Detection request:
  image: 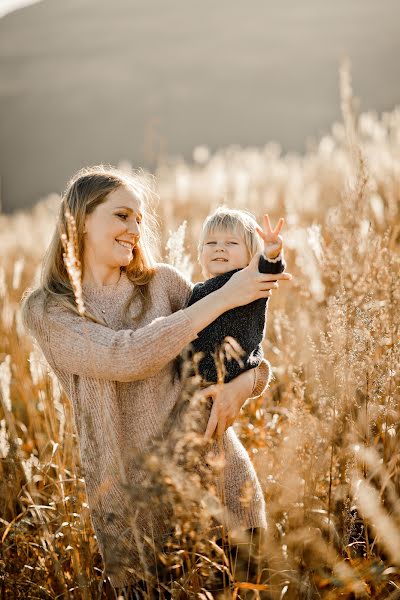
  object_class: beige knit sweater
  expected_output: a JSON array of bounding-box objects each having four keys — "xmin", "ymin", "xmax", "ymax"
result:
[{"xmin": 23, "ymin": 263, "xmax": 269, "ymax": 588}]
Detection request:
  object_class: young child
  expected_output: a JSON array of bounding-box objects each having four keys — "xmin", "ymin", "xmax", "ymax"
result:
[{"xmin": 179, "ymin": 207, "xmax": 286, "ymax": 392}]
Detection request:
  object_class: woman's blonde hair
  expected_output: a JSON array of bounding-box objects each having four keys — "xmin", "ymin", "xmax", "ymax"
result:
[
  {"xmin": 198, "ymin": 206, "xmax": 263, "ymax": 263},
  {"xmin": 21, "ymin": 165, "xmax": 160, "ymax": 326}
]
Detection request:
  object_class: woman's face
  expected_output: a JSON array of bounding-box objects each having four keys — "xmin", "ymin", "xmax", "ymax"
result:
[{"xmin": 83, "ymin": 186, "xmax": 142, "ymax": 271}]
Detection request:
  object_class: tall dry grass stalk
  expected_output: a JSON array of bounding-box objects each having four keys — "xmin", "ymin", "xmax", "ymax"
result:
[
  {"xmin": 1, "ymin": 62, "xmax": 400, "ymax": 598},
  {"xmin": 60, "ymin": 205, "xmax": 86, "ymax": 317}
]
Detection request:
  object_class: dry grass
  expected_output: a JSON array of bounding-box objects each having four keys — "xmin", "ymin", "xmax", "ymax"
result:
[{"xmin": 1, "ymin": 64, "xmax": 400, "ymax": 598}]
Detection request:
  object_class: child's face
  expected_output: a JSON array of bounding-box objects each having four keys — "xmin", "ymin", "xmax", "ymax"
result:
[{"xmin": 200, "ymin": 227, "xmax": 249, "ymax": 278}]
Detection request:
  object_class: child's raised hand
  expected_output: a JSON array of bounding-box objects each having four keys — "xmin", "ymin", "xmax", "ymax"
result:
[{"xmin": 256, "ymin": 214, "xmax": 284, "ymax": 260}]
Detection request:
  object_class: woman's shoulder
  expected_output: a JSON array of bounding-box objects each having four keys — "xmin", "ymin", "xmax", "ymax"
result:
[
  {"xmin": 22, "ymin": 286, "xmax": 46, "ymax": 305},
  {"xmin": 153, "ymin": 262, "xmax": 192, "ymax": 286},
  {"xmin": 21, "ymin": 287, "xmax": 47, "ymax": 330},
  {"xmin": 153, "ymin": 261, "xmax": 185, "ymax": 275},
  {"xmin": 21, "ymin": 287, "xmax": 74, "ymax": 335},
  {"xmin": 152, "ymin": 262, "xmax": 194, "ymax": 308}
]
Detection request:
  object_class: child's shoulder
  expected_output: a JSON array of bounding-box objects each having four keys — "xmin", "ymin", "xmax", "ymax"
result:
[{"xmin": 188, "ymin": 269, "xmax": 240, "ymax": 304}]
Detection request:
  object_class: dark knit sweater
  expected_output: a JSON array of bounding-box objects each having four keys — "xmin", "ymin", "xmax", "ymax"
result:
[{"xmin": 185, "ymin": 253, "xmax": 285, "ymax": 384}]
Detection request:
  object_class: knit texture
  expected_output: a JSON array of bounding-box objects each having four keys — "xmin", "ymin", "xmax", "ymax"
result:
[
  {"xmin": 185, "ymin": 252, "xmax": 286, "ymax": 384},
  {"xmin": 23, "ymin": 263, "xmax": 270, "ymax": 588}
]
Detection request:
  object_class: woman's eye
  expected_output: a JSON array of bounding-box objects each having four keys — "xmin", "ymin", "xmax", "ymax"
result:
[{"xmin": 117, "ymin": 213, "xmax": 128, "ymax": 220}]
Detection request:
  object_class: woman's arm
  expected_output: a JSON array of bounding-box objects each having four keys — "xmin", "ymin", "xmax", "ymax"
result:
[
  {"xmin": 197, "ymin": 341, "xmax": 272, "ymax": 440},
  {"xmin": 162, "ymin": 259, "xmax": 291, "ymax": 333},
  {"xmin": 27, "ymin": 299, "xmax": 199, "ymax": 383},
  {"xmin": 183, "ymin": 252, "xmax": 291, "ymax": 334},
  {"xmin": 198, "ymin": 360, "xmax": 271, "ymax": 441},
  {"xmin": 24, "ymin": 260, "xmax": 290, "ymax": 383},
  {"xmin": 201, "ymin": 366, "xmax": 263, "ymax": 441}
]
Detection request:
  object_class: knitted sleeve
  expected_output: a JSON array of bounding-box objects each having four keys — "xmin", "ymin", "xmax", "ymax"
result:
[
  {"xmin": 156, "ymin": 263, "xmax": 194, "ymax": 312},
  {"xmin": 25, "ymin": 295, "xmax": 199, "ymax": 383},
  {"xmin": 250, "ymin": 358, "xmax": 272, "ymax": 399}
]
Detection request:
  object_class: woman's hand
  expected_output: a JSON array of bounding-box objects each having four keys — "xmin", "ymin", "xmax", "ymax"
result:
[
  {"xmin": 197, "ymin": 369, "xmax": 255, "ymax": 442},
  {"xmin": 218, "ymin": 252, "xmax": 292, "ymax": 310},
  {"xmin": 256, "ymin": 214, "xmax": 284, "ymax": 260},
  {"xmin": 183, "ymin": 241, "xmax": 292, "ymax": 339}
]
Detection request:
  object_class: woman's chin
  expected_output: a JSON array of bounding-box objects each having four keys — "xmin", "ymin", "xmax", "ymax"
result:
[
  {"xmin": 120, "ymin": 256, "xmax": 133, "ymax": 267},
  {"xmin": 111, "ymin": 256, "xmax": 131, "ymax": 269},
  {"xmin": 115, "ymin": 249, "xmax": 135, "ymax": 267}
]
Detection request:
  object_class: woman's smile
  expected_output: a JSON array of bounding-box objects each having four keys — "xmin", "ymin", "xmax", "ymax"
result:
[
  {"xmin": 82, "ymin": 186, "xmax": 143, "ymax": 286},
  {"xmin": 115, "ymin": 239, "xmax": 136, "ymax": 251}
]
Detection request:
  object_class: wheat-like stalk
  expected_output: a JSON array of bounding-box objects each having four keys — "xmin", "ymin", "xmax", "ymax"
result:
[{"xmin": 60, "ymin": 205, "xmax": 85, "ymax": 316}]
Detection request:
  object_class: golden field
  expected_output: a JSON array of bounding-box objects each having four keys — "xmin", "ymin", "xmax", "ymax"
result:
[{"xmin": 0, "ymin": 67, "xmax": 400, "ymax": 599}]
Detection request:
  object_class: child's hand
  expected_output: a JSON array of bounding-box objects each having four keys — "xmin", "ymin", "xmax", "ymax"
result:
[{"xmin": 256, "ymin": 214, "xmax": 284, "ymax": 260}]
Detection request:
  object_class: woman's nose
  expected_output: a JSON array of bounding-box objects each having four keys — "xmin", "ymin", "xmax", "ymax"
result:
[{"xmin": 127, "ymin": 222, "xmax": 140, "ymax": 236}]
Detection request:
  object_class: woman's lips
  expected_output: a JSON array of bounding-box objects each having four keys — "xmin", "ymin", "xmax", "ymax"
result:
[{"xmin": 115, "ymin": 240, "xmax": 134, "ymax": 250}]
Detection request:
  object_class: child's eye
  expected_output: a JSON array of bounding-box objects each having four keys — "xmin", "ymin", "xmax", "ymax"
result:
[
  {"xmin": 205, "ymin": 241, "xmax": 216, "ymax": 245},
  {"xmin": 228, "ymin": 241, "xmax": 238, "ymax": 245}
]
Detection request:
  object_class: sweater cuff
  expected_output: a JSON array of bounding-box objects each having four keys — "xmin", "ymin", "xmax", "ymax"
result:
[
  {"xmin": 250, "ymin": 359, "xmax": 271, "ymax": 399},
  {"xmin": 264, "ymin": 249, "xmax": 284, "ymax": 263}
]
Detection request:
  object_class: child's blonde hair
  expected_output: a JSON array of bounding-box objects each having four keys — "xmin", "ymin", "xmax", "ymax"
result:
[{"xmin": 198, "ymin": 206, "xmax": 263, "ymax": 263}]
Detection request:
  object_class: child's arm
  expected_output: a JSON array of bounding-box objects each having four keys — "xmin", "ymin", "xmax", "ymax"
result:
[{"xmin": 256, "ymin": 214, "xmax": 286, "ymax": 275}]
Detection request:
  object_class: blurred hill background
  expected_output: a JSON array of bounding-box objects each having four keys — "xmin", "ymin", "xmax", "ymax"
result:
[{"xmin": 0, "ymin": 0, "xmax": 399, "ymax": 213}]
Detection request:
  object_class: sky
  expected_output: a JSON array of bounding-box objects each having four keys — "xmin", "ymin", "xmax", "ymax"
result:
[
  {"xmin": 0, "ymin": 0, "xmax": 41, "ymax": 18},
  {"xmin": 1, "ymin": 0, "xmax": 399, "ymax": 212}
]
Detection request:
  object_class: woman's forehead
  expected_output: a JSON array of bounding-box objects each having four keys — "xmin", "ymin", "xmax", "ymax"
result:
[{"xmin": 106, "ymin": 186, "xmax": 142, "ymax": 211}]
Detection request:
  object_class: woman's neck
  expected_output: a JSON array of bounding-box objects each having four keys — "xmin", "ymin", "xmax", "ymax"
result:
[{"xmin": 82, "ymin": 264, "xmax": 122, "ymax": 288}]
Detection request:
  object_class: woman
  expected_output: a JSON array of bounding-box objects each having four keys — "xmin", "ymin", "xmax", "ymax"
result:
[{"xmin": 21, "ymin": 165, "xmax": 292, "ymax": 593}]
